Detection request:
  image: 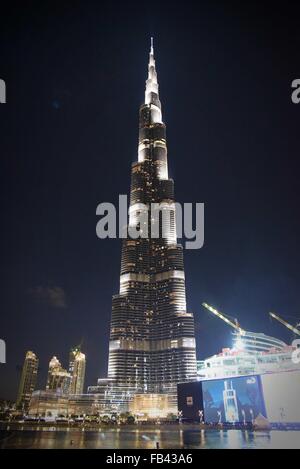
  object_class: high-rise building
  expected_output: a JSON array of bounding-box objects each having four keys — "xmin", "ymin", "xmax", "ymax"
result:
[
  {"xmin": 104, "ymin": 40, "xmax": 197, "ymax": 408},
  {"xmin": 46, "ymin": 356, "xmax": 71, "ymax": 394},
  {"xmin": 16, "ymin": 351, "xmax": 39, "ymax": 411},
  {"xmin": 69, "ymin": 347, "xmax": 86, "ymax": 395},
  {"xmin": 68, "ymin": 346, "xmax": 79, "ymax": 377}
]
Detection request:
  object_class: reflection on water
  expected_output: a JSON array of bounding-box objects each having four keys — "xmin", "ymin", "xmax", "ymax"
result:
[{"xmin": 1, "ymin": 428, "xmax": 300, "ymax": 449}]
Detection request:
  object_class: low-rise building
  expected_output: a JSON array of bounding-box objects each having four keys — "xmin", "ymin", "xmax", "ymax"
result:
[{"xmin": 197, "ymin": 345, "xmax": 299, "ymax": 381}]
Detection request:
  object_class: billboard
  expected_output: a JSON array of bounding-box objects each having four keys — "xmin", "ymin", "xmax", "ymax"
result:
[
  {"xmin": 261, "ymin": 370, "xmax": 300, "ymax": 423},
  {"xmin": 202, "ymin": 375, "xmax": 266, "ymax": 424}
]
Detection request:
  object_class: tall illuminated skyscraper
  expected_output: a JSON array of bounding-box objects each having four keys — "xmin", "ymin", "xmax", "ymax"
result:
[
  {"xmin": 16, "ymin": 351, "xmax": 39, "ymax": 411},
  {"xmin": 106, "ymin": 40, "xmax": 197, "ymax": 407},
  {"xmin": 69, "ymin": 346, "xmax": 86, "ymax": 395}
]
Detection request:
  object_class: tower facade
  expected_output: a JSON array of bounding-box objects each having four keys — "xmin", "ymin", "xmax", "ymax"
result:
[
  {"xmin": 107, "ymin": 40, "xmax": 197, "ymax": 406},
  {"xmin": 17, "ymin": 351, "xmax": 39, "ymax": 411}
]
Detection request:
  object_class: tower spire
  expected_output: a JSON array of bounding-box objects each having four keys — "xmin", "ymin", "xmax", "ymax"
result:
[{"xmin": 145, "ymin": 37, "xmax": 162, "ymax": 122}]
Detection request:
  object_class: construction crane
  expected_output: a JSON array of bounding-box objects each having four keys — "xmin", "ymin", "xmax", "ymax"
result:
[
  {"xmin": 269, "ymin": 312, "xmax": 300, "ymax": 337},
  {"xmin": 202, "ymin": 302, "xmax": 246, "ymax": 336}
]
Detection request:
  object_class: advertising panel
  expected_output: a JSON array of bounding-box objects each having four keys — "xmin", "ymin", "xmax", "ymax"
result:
[
  {"xmin": 261, "ymin": 371, "xmax": 300, "ymax": 423},
  {"xmin": 202, "ymin": 375, "xmax": 266, "ymax": 424}
]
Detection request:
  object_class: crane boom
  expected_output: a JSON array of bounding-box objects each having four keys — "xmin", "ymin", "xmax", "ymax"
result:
[
  {"xmin": 269, "ymin": 312, "xmax": 300, "ymax": 337},
  {"xmin": 202, "ymin": 302, "xmax": 246, "ymax": 335}
]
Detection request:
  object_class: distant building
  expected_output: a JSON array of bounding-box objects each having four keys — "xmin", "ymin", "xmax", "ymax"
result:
[
  {"xmin": 29, "ymin": 390, "xmax": 69, "ymax": 419},
  {"xmin": 16, "ymin": 351, "xmax": 39, "ymax": 411},
  {"xmin": 46, "ymin": 356, "xmax": 71, "ymax": 394},
  {"xmin": 28, "ymin": 391, "xmax": 105, "ymax": 418},
  {"xmin": 68, "ymin": 347, "xmax": 77, "ymax": 376},
  {"xmin": 69, "ymin": 347, "xmax": 86, "ymax": 395},
  {"xmin": 197, "ymin": 344, "xmax": 300, "ymax": 381}
]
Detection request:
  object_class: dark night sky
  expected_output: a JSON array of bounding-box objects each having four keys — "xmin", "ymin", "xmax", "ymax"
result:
[{"xmin": 1, "ymin": 0, "xmax": 300, "ymax": 400}]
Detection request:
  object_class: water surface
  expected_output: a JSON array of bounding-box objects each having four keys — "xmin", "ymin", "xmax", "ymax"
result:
[{"xmin": 1, "ymin": 427, "xmax": 299, "ymax": 449}]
